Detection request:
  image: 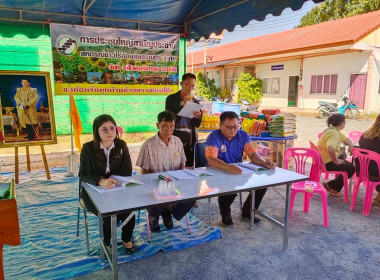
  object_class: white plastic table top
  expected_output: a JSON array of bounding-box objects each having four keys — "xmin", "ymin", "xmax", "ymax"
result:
[{"xmin": 83, "ymin": 166, "xmax": 308, "ymax": 216}]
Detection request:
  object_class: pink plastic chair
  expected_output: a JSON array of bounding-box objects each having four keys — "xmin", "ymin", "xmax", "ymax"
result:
[
  {"xmin": 116, "ymin": 126, "xmax": 123, "ymax": 138},
  {"xmin": 350, "ymin": 148, "xmax": 380, "ymax": 216},
  {"xmin": 284, "ymin": 148, "xmax": 328, "ymax": 227},
  {"xmin": 348, "ymin": 131, "xmax": 363, "ymax": 145},
  {"xmin": 309, "ymin": 141, "xmax": 350, "ymax": 203},
  {"xmin": 318, "ymin": 132, "xmax": 323, "ymax": 139}
]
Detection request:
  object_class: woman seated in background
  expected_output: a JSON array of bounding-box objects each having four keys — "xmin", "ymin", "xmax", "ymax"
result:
[
  {"xmin": 79, "ymin": 114, "xmax": 135, "ymax": 254},
  {"xmin": 359, "ymin": 114, "xmax": 380, "ymax": 207},
  {"xmin": 317, "ymin": 113, "xmax": 355, "ymax": 196}
]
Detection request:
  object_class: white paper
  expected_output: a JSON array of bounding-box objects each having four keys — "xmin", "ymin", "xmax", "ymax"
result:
[
  {"xmin": 87, "ymin": 183, "xmax": 125, "ymax": 193},
  {"xmin": 177, "ymin": 102, "xmax": 203, "ymax": 118},
  {"xmin": 183, "ymin": 168, "xmax": 215, "ymax": 177},
  {"xmin": 232, "ymin": 164, "xmax": 255, "ymax": 174},
  {"xmin": 166, "ymin": 170, "xmax": 196, "ymax": 180},
  {"xmin": 237, "ymin": 162, "xmax": 267, "ymax": 171},
  {"xmin": 110, "ymin": 175, "xmax": 144, "ymax": 187}
]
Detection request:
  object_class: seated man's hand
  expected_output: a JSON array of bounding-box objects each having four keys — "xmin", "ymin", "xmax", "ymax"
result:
[
  {"xmin": 264, "ymin": 160, "xmax": 275, "ymax": 169},
  {"xmin": 185, "ymin": 166, "xmax": 195, "ymax": 170},
  {"xmin": 224, "ymin": 164, "xmax": 242, "ymax": 174},
  {"xmin": 193, "ymin": 111, "xmax": 201, "ymax": 118}
]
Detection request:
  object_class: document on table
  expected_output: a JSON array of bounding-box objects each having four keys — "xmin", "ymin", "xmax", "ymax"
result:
[
  {"xmin": 231, "ymin": 163, "xmax": 267, "ymax": 174},
  {"xmin": 166, "ymin": 170, "xmax": 196, "ymax": 180},
  {"xmin": 236, "ymin": 162, "xmax": 268, "ymax": 171},
  {"xmin": 183, "ymin": 168, "xmax": 215, "ymax": 177},
  {"xmin": 110, "ymin": 175, "xmax": 144, "ymax": 187},
  {"xmin": 177, "ymin": 102, "xmax": 202, "ymax": 118},
  {"xmin": 87, "ymin": 183, "xmax": 125, "ymax": 194},
  {"xmin": 166, "ymin": 168, "xmax": 215, "ymax": 180}
]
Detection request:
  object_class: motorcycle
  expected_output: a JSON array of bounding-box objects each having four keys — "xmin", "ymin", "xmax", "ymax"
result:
[{"xmin": 317, "ymin": 92, "xmax": 360, "ymax": 119}]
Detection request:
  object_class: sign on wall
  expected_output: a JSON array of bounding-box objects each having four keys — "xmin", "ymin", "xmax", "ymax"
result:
[
  {"xmin": 271, "ymin": 65, "xmax": 284, "ymax": 71},
  {"xmin": 50, "ymin": 23, "xmax": 180, "ymax": 95}
]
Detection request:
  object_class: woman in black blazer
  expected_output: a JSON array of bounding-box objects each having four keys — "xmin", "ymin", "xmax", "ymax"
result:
[{"xmin": 79, "ymin": 114, "xmax": 135, "ymax": 254}]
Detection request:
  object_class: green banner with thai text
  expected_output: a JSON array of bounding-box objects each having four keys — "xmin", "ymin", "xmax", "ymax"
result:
[{"xmin": 50, "ymin": 23, "xmax": 179, "ymax": 95}]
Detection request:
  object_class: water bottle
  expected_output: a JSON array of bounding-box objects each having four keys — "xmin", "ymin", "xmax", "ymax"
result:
[
  {"xmin": 157, "ymin": 180, "xmax": 168, "ymax": 196},
  {"xmin": 167, "ymin": 181, "xmax": 176, "ymax": 195}
]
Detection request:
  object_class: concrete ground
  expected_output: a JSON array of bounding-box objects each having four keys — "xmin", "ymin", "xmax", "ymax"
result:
[{"xmin": 69, "ymin": 115, "xmax": 380, "ymax": 280}]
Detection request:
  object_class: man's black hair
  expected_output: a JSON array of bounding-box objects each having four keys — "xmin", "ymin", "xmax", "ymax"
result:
[
  {"xmin": 182, "ymin": 73, "xmax": 196, "ymax": 81},
  {"xmin": 220, "ymin": 111, "xmax": 239, "ymax": 122},
  {"xmin": 157, "ymin": 110, "xmax": 176, "ymax": 123}
]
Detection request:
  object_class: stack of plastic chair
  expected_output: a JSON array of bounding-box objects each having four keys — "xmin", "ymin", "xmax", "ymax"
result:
[
  {"xmin": 309, "ymin": 141, "xmax": 349, "ymax": 203},
  {"xmin": 116, "ymin": 126, "xmax": 123, "ymax": 138},
  {"xmin": 348, "ymin": 131, "xmax": 363, "ymax": 145},
  {"xmin": 350, "ymin": 148, "xmax": 380, "ymax": 216},
  {"xmin": 284, "ymin": 148, "xmax": 328, "ymax": 227}
]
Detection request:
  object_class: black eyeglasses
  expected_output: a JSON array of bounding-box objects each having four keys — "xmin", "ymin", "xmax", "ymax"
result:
[{"xmin": 222, "ymin": 123, "xmax": 240, "ymax": 131}]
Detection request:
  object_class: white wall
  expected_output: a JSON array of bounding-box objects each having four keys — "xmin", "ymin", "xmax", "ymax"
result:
[
  {"xmin": 302, "ymin": 52, "xmax": 370, "ymax": 109},
  {"xmin": 256, "ymin": 59, "xmax": 301, "ymax": 107},
  {"xmin": 370, "ymin": 51, "xmax": 380, "ymax": 113}
]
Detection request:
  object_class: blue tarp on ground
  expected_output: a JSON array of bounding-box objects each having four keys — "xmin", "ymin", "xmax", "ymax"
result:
[{"xmin": 3, "ymin": 168, "xmax": 222, "ymax": 280}]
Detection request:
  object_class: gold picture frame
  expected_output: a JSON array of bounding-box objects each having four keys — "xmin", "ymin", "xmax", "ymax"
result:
[{"xmin": 0, "ymin": 71, "xmax": 57, "ymax": 147}]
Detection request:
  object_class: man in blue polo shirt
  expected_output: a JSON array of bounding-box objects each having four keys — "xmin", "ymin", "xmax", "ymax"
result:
[{"xmin": 205, "ymin": 111, "xmax": 275, "ymax": 226}]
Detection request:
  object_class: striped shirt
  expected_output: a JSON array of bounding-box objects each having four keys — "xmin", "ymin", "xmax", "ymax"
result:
[{"xmin": 136, "ymin": 133, "xmax": 186, "ymax": 173}]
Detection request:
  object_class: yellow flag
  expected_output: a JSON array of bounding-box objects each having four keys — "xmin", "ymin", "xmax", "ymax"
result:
[{"xmin": 69, "ymin": 90, "xmax": 83, "ymax": 152}]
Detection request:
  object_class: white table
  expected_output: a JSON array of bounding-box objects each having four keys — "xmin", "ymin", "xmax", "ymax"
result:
[{"xmin": 83, "ymin": 167, "xmax": 308, "ymax": 280}]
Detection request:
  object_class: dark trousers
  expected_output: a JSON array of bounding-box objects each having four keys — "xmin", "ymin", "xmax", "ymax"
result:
[
  {"xmin": 26, "ymin": 124, "xmax": 36, "ymax": 140},
  {"xmin": 325, "ymin": 161, "xmax": 355, "ymax": 192},
  {"xmin": 183, "ymin": 143, "xmax": 195, "ymax": 167},
  {"xmin": 218, "ymin": 189, "xmax": 267, "ymax": 217},
  {"xmin": 148, "ymin": 201, "xmax": 195, "ymax": 225},
  {"xmin": 80, "ymin": 189, "xmax": 135, "ymax": 246},
  {"xmin": 173, "ymin": 130, "xmax": 194, "ymax": 167}
]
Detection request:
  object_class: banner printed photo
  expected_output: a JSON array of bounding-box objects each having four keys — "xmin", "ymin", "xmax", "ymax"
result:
[{"xmin": 50, "ymin": 23, "xmax": 180, "ymax": 95}]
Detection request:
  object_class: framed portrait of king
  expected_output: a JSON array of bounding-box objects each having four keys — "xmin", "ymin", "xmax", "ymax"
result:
[{"xmin": 0, "ymin": 71, "xmax": 57, "ymax": 147}]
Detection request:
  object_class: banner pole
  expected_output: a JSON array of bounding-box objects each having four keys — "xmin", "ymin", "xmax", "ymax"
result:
[
  {"xmin": 67, "ymin": 83, "xmax": 76, "ymax": 176},
  {"xmin": 69, "ymin": 84, "xmax": 74, "ymax": 154}
]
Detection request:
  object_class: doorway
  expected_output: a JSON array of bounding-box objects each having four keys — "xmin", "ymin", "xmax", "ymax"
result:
[
  {"xmin": 288, "ymin": 76, "xmax": 299, "ymax": 107},
  {"xmin": 349, "ymin": 74, "xmax": 367, "ymax": 109}
]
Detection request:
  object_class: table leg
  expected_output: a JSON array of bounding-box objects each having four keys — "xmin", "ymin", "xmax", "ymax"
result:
[
  {"xmin": 15, "ymin": 147, "xmax": 19, "ymax": 184},
  {"xmin": 283, "ymin": 183, "xmax": 291, "ymax": 250},
  {"xmin": 111, "ymin": 215, "xmax": 118, "ymax": 280},
  {"xmin": 26, "ymin": 146, "xmax": 31, "ymax": 171},
  {"xmin": 249, "ymin": 190, "xmax": 255, "ymax": 230},
  {"xmin": 283, "ymin": 140, "xmax": 288, "ymax": 168},
  {"xmin": 98, "ymin": 215, "xmax": 105, "ymax": 265}
]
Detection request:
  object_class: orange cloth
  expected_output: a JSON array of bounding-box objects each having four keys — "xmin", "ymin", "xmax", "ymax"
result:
[
  {"xmin": 69, "ymin": 91, "xmax": 83, "ymax": 152},
  {"xmin": 205, "ymin": 146, "xmax": 219, "ymax": 158},
  {"xmin": 244, "ymin": 142, "xmax": 256, "ymax": 155}
]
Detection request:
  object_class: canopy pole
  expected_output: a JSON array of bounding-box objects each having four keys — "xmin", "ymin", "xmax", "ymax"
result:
[{"xmin": 67, "ymin": 83, "xmax": 77, "ymax": 176}]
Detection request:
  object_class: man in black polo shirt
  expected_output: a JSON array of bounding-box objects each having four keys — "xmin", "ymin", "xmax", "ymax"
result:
[{"xmin": 165, "ymin": 73, "xmax": 202, "ymax": 167}]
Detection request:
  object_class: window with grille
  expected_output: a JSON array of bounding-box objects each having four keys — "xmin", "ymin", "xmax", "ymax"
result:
[
  {"xmin": 310, "ymin": 74, "xmax": 337, "ymax": 94},
  {"xmin": 262, "ymin": 77, "xmax": 281, "ymax": 94}
]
